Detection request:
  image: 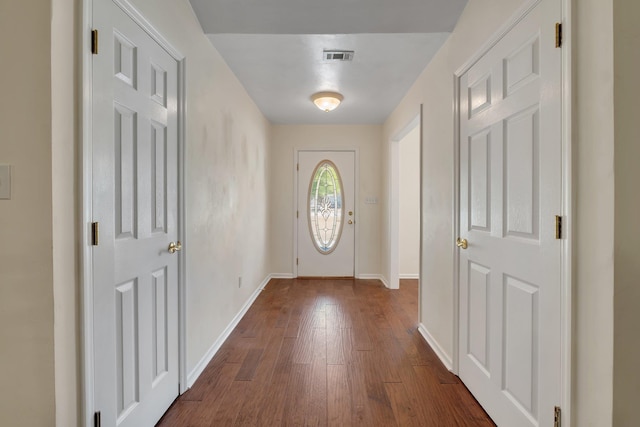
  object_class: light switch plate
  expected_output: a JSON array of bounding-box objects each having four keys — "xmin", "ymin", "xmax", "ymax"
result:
[{"xmin": 0, "ymin": 165, "xmax": 11, "ymax": 200}]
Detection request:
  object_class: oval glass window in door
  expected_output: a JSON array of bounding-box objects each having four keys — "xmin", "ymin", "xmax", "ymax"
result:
[{"xmin": 308, "ymin": 160, "xmax": 344, "ymax": 254}]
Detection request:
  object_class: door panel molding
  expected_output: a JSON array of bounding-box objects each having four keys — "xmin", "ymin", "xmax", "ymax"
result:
[
  {"xmin": 452, "ymin": 0, "xmax": 572, "ymax": 424},
  {"xmin": 81, "ymin": 1, "xmax": 187, "ymax": 425}
]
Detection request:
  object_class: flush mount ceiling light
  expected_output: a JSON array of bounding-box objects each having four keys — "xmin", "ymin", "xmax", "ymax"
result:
[{"xmin": 311, "ymin": 91, "xmax": 344, "ymax": 112}]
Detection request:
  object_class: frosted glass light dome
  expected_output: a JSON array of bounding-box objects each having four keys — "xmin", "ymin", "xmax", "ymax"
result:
[{"xmin": 311, "ymin": 92, "xmax": 344, "ymax": 112}]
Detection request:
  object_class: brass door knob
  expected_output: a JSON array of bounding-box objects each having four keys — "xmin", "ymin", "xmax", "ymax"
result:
[
  {"xmin": 348, "ymin": 220, "xmax": 353, "ymax": 225},
  {"xmin": 168, "ymin": 241, "xmax": 182, "ymax": 254},
  {"xmin": 456, "ymin": 238, "xmax": 468, "ymax": 249}
]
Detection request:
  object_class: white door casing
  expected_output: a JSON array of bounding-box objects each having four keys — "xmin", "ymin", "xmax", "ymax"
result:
[
  {"xmin": 90, "ymin": 0, "xmax": 182, "ymax": 425},
  {"xmin": 389, "ymin": 113, "xmax": 421, "ymax": 290},
  {"xmin": 457, "ymin": 1, "xmax": 562, "ymax": 426},
  {"xmin": 297, "ymin": 151, "xmax": 356, "ymax": 277}
]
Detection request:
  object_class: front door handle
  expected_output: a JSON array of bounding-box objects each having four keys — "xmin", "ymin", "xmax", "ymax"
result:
[{"xmin": 456, "ymin": 238, "xmax": 468, "ymax": 249}]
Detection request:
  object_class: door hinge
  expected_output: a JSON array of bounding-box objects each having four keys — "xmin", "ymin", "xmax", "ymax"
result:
[
  {"xmin": 296, "ymin": 258, "xmax": 299, "ymax": 265},
  {"xmin": 91, "ymin": 222, "xmax": 99, "ymax": 246},
  {"xmin": 297, "ymin": 210, "xmax": 299, "ymax": 219},
  {"xmin": 297, "ymin": 163, "xmax": 299, "ymax": 171},
  {"xmin": 554, "ymin": 406, "xmax": 561, "ymax": 427},
  {"xmin": 94, "ymin": 411, "xmax": 101, "ymax": 427},
  {"xmin": 555, "ymin": 215, "xmax": 562, "ymax": 239},
  {"xmin": 555, "ymin": 23, "xmax": 562, "ymax": 48},
  {"xmin": 91, "ymin": 29, "xmax": 99, "ymax": 54}
]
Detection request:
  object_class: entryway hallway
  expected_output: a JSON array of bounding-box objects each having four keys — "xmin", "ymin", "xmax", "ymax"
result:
[{"xmin": 157, "ymin": 279, "xmax": 494, "ymax": 426}]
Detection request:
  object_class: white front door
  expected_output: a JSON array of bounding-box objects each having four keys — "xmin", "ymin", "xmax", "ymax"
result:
[
  {"xmin": 297, "ymin": 151, "xmax": 356, "ymax": 277},
  {"xmin": 458, "ymin": 1, "xmax": 562, "ymax": 426},
  {"xmin": 92, "ymin": 1, "xmax": 180, "ymax": 425}
]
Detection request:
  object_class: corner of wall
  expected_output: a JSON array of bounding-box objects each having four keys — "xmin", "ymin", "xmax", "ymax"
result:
[{"xmin": 418, "ymin": 324, "xmax": 453, "ymax": 370}]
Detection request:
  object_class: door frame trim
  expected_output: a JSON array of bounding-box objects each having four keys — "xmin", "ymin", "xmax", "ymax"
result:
[
  {"xmin": 293, "ymin": 149, "xmax": 359, "ymax": 278},
  {"xmin": 452, "ymin": 0, "xmax": 572, "ymax": 424},
  {"xmin": 388, "ymin": 112, "xmax": 421, "ymax": 290},
  {"xmin": 80, "ymin": 1, "xmax": 188, "ymax": 425}
]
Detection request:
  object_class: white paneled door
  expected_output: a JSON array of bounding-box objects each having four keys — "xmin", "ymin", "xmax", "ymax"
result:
[
  {"xmin": 458, "ymin": 1, "xmax": 562, "ymax": 426},
  {"xmin": 297, "ymin": 151, "xmax": 356, "ymax": 277},
  {"xmin": 92, "ymin": 1, "xmax": 180, "ymax": 426}
]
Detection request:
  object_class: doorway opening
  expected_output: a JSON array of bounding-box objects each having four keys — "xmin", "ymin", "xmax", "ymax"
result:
[{"xmin": 389, "ymin": 111, "xmax": 421, "ymax": 291}]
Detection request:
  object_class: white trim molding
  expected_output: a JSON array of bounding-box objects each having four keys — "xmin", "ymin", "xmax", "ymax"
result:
[
  {"xmin": 388, "ymin": 113, "xmax": 421, "ymax": 292},
  {"xmin": 186, "ymin": 275, "xmax": 268, "ymax": 387},
  {"xmin": 80, "ymin": 3, "xmax": 96, "ymax": 426},
  {"xmin": 357, "ymin": 274, "xmax": 389, "ymax": 288},
  {"xmin": 560, "ymin": 0, "xmax": 573, "ymax": 425},
  {"xmin": 418, "ymin": 324, "xmax": 453, "ymax": 371},
  {"xmin": 399, "ymin": 274, "xmax": 419, "ymax": 280},
  {"xmin": 270, "ymin": 273, "xmax": 295, "ymax": 279},
  {"xmin": 177, "ymin": 57, "xmax": 188, "ymax": 394}
]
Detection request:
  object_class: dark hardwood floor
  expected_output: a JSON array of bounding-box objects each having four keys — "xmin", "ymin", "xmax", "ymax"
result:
[{"xmin": 157, "ymin": 278, "xmax": 495, "ymax": 426}]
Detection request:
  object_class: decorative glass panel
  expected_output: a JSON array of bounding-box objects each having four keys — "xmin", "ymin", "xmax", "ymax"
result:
[{"xmin": 308, "ymin": 160, "xmax": 344, "ymax": 254}]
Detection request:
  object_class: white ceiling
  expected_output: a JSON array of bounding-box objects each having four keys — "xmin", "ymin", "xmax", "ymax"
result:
[{"xmin": 189, "ymin": 0, "xmax": 468, "ymax": 124}]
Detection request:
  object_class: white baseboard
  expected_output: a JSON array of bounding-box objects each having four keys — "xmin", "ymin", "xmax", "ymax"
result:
[
  {"xmin": 378, "ymin": 276, "xmax": 390, "ymax": 288},
  {"xmin": 270, "ymin": 273, "xmax": 294, "ymax": 279},
  {"xmin": 357, "ymin": 274, "xmax": 389, "ymax": 288},
  {"xmin": 186, "ymin": 275, "xmax": 268, "ymax": 387},
  {"xmin": 271, "ymin": 273, "xmax": 388, "ymax": 285},
  {"xmin": 418, "ymin": 323, "xmax": 453, "ymax": 371},
  {"xmin": 399, "ymin": 274, "xmax": 419, "ymax": 280}
]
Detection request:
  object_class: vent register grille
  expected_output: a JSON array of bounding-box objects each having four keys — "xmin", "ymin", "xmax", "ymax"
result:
[{"xmin": 323, "ymin": 50, "xmax": 354, "ymax": 61}]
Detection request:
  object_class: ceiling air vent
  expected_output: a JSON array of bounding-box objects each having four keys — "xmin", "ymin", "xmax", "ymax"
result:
[{"xmin": 323, "ymin": 50, "xmax": 355, "ymax": 61}]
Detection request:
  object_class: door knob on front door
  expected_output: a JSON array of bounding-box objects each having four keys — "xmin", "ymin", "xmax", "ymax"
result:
[
  {"xmin": 168, "ymin": 241, "xmax": 182, "ymax": 254},
  {"xmin": 348, "ymin": 220, "xmax": 353, "ymax": 225},
  {"xmin": 456, "ymin": 238, "xmax": 468, "ymax": 249}
]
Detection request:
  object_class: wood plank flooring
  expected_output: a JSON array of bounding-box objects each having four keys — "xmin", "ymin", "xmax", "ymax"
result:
[{"xmin": 157, "ymin": 278, "xmax": 495, "ymax": 426}]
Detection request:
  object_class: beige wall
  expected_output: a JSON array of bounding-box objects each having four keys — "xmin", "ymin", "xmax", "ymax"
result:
[
  {"xmin": 122, "ymin": 0, "xmax": 272, "ymax": 379},
  {"xmin": 398, "ymin": 126, "xmax": 420, "ymax": 276},
  {"xmin": 0, "ymin": 1, "xmax": 56, "ymax": 426},
  {"xmin": 383, "ymin": 0, "xmax": 616, "ymax": 424},
  {"xmin": 270, "ymin": 125, "xmax": 383, "ymax": 277},
  {"xmin": 612, "ymin": 0, "xmax": 640, "ymax": 424}
]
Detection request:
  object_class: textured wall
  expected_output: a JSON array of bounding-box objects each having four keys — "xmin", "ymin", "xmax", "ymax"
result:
[
  {"xmin": 0, "ymin": 1, "xmax": 56, "ymax": 426},
  {"xmin": 613, "ymin": 0, "xmax": 640, "ymax": 423},
  {"xmin": 127, "ymin": 0, "xmax": 272, "ymax": 377}
]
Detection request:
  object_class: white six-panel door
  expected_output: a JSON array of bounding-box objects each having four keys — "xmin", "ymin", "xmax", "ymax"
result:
[
  {"xmin": 92, "ymin": 1, "xmax": 180, "ymax": 425},
  {"xmin": 458, "ymin": 1, "xmax": 562, "ymax": 426},
  {"xmin": 297, "ymin": 151, "xmax": 356, "ymax": 277}
]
